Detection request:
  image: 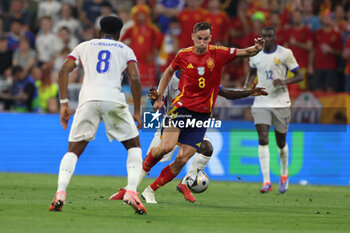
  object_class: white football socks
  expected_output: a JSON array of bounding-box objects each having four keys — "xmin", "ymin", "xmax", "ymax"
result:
[
  {"xmin": 258, "ymin": 145, "xmax": 270, "ymax": 184},
  {"xmin": 278, "ymin": 144, "xmax": 289, "ymax": 177},
  {"xmin": 57, "ymin": 152, "xmax": 78, "ymax": 193},
  {"xmin": 182, "ymin": 153, "xmax": 210, "ymax": 185},
  {"xmin": 125, "ymin": 147, "xmax": 142, "ymax": 192}
]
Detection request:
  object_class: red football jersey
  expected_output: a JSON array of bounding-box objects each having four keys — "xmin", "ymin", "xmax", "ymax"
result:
[
  {"xmin": 171, "ymin": 45, "xmax": 237, "ymax": 113},
  {"xmin": 313, "ymin": 28, "xmax": 342, "ymax": 70},
  {"xmin": 286, "ymin": 26, "xmax": 313, "ymax": 68}
]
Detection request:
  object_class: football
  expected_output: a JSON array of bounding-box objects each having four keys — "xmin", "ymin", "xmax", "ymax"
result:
[{"xmin": 185, "ymin": 170, "xmax": 209, "ymax": 193}]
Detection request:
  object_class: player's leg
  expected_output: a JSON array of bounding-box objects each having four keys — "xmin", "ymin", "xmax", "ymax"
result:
[
  {"xmin": 50, "ymin": 102, "xmax": 100, "ymax": 211},
  {"xmin": 101, "ymin": 102, "xmax": 146, "ymax": 214},
  {"xmin": 109, "ymin": 130, "xmax": 179, "ymax": 200},
  {"xmin": 256, "ymin": 124, "xmax": 273, "ymax": 193},
  {"xmin": 177, "ymin": 138, "xmax": 213, "ymax": 202},
  {"xmin": 275, "ymin": 130, "xmax": 289, "ymax": 193},
  {"xmin": 142, "ymin": 125, "xmax": 180, "ymax": 174},
  {"xmin": 140, "ymin": 126, "xmax": 180, "ymax": 204},
  {"xmin": 272, "ymin": 107, "xmax": 291, "ymax": 193},
  {"xmin": 252, "ymin": 107, "xmax": 273, "ymax": 193},
  {"xmin": 120, "ymin": 136, "xmax": 147, "ymax": 214},
  {"xmin": 50, "ymin": 141, "xmax": 89, "ymax": 211},
  {"xmin": 142, "ymin": 144, "xmax": 197, "ymax": 203}
]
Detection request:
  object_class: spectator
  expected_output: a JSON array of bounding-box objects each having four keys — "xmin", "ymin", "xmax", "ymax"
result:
[
  {"xmin": 310, "ymin": 11, "xmax": 342, "ymax": 92},
  {"xmin": 3, "ymin": 0, "xmax": 33, "ymax": 32},
  {"xmin": 303, "ymin": 0, "xmax": 321, "ymax": 32},
  {"xmin": 81, "ymin": 25, "xmax": 95, "ymax": 42},
  {"xmin": 0, "ymin": 36, "xmax": 13, "ymax": 80},
  {"xmin": 121, "ymin": 4, "xmax": 163, "ymax": 87},
  {"xmin": 269, "ymin": 11, "xmax": 287, "ymax": 46},
  {"xmin": 6, "ymin": 19, "xmax": 22, "ymax": 51},
  {"xmin": 241, "ymin": 12, "xmax": 265, "ymax": 75},
  {"xmin": 36, "ymin": 63, "xmax": 58, "ymax": 113},
  {"xmin": 52, "ymin": 47, "xmax": 80, "ymax": 83},
  {"xmin": 37, "ymin": 0, "xmax": 62, "ymax": 22},
  {"xmin": 0, "ymin": 65, "xmax": 38, "ymax": 112},
  {"xmin": 12, "ymin": 36, "xmax": 37, "ymax": 76},
  {"xmin": 117, "ymin": 4, "xmax": 133, "ymax": 38},
  {"xmin": 153, "ymin": 0, "xmax": 185, "ymax": 33},
  {"xmin": 95, "ymin": 2, "xmax": 117, "ymax": 31},
  {"xmin": 285, "ymin": 9, "xmax": 313, "ymax": 91},
  {"xmin": 158, "ymin": 17, "xmax": 180, "ymax": 73},
  {"xmin": 53, "ymin": 3, "xmax": 82, "ymax": 38},
  {"xmin": 35, "ymin": 16, "xmax": 62, "ymax": 66},
  {"xmin": 334, "ymin": 5, "xmax": 347, "ymax": 33},
  {"xmin": 177, "ymin": 0, "xmax": 207, "ymax": 48},
  {"xmin": 342, "ymin": 35, "xmax": 350, "ymax": 92},
  {"xmin": 204, "ymin": 0, "xmax": 230, "ymax": 45},
  {"xmin": 229, "ymin": 0, "xmax": 250, "ymax": 48},
  {"xmin": 57, "ymin": 26, "xmax": 79, "ymax": 51},
  {"xmin": 80, "ymin": 0, "xmax": 111, "ymax": 27}
]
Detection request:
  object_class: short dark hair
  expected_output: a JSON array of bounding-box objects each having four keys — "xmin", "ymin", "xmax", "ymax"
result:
[
  {"xmin": 100, "ymin": 16, "xmax": 123, "ymax": 35},
  {"xmin": 12, "ymin": 65, "xmax": 23, "ymax": 76},
  {"xmin": 262, "ymin": 26, "xmax": 275, "ymax": 33},
  {"xmin": 193, "ymin": 22, "xmax": 212, "ymax": 33}
]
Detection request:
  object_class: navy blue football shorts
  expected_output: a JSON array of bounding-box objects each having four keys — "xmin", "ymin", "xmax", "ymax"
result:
[{"xmin": 161, "ymin": 107, "xmax": 210, "ymax": 151}]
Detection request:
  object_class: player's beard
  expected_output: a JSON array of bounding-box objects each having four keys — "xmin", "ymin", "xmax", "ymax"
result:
[{"xmin": 196, "ymin": 45, "xmax": 206, "ymax": 54}]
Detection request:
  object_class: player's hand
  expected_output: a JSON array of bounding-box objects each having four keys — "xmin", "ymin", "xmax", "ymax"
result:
[
  {"xmin": 133, "ymin": 113, "xmax": 142, "ymax": 130},
  {"xmin": 254, "ymin": 37, "xmax": 265, "ymax": 52},
  {"xmin": 148, "ymin": 87, "xmax": 158, "ymax": 100},
  {"xmin": 250, "ymin": 83, "xmax": 268, "ymax": 96},
  {"xmin": 60, "ymin": 103, "xmax": 72, "ymax": 130},
  {"xmin": 273, "ymin": 79, "xmax": 285, "ymax": 87},
  {"xmin": 153, "ymin": 98, "xmax": 162, "ymax": 111}
]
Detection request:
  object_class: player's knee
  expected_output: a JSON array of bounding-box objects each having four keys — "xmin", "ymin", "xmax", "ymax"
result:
[
  {"xmin": 277, "ymin": 140, "xmax": 286, "ymax": 149},
  {"xmin": 159, "ymin": 144, "xmax": 174, "ymax": 155},
  {"xmin": 258, "ymin": 137, "xmax": 269, "ymax": 146},
  {"xmin": 199, "ymin": 140, "xmax": 213, "ymax": 157}
]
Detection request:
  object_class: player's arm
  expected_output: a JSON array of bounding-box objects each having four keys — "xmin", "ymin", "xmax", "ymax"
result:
[
  {"xmin": 243, "ymin": 67, "xmax": 257, "ymax": 88},
  {"xmin": 235, "ymin": 38, "xmax": 265, "ymax": 58},
  {"xmin": 219, "ymin": 84, "xmax": 268, "ymax": 99},
  {"xmin": 58, "ymin": 58, "xmax": 76, "ymax": 130},
  {"xmin": 127, "ymin": 61, "xmax": 142, "ymax": 130},
  {"xmin": 153, "ymin": 65, "xmax": 175, "ymax": 111},
  {"xmin": 148, "ymin": 87, "xmax": 158, "ymax": 106},
  {"xmin": 273, "ymin": 68, "xmax": 303, "ymax": 87}
]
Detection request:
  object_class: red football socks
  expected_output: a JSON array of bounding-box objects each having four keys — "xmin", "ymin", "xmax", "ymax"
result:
[
  {"xmin": 150, "ymin": 165, "xmax": 176, "ymax": 191},
  {"xmin": 142, "ymin": 150, "xmax": 161, "ymax": 173}
]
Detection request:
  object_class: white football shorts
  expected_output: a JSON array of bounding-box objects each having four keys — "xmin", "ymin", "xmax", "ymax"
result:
[
  {"xmin": 68, "ymin": 101, "xmax": 139, "ymax": 142},
  {"xmin": 251, "ymin": 107, "xmax": 291, "ymax": 133}
]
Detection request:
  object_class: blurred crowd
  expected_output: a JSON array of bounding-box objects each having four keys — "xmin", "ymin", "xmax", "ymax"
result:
[{"xmin": 0, "ymin": 0, "xmax": 349, "ymax": 113}]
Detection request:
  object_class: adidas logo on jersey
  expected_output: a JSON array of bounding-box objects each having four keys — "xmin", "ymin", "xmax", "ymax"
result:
[{"xmin": 187, "ymin": 63, "xmax": 194, "ymax": 68}]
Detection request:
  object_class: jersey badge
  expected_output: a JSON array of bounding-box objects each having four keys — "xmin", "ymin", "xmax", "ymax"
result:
[
  {"xmin": 274, "ymin": 57, "xmax": 281, "ymax": 64},
  {"xmin": 196, "ymin": 142, "xmax": 202, "ymax": 148},
  {"xmin": 197, "ymin": 67, "xmax": 205, "ymax": 75},
  {"xmin": 187, "ymin": 63, "xmax": 194, "ymax": 68},
  {"xmin": 206, "ymin": 57, "xmax": 215, "ymax": 71}
]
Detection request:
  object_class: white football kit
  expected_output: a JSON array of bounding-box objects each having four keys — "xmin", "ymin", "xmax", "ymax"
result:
[
  {"xmin": 147, "ymin": 71, "xmax": 210, "ymax": 162},
  {"xmin": 67, "ymin": 38, "xmax": 139, "ymax": 142},
  {"xmin": 249, "ymin": 45, "xmax": 299, "ymax": 132}
]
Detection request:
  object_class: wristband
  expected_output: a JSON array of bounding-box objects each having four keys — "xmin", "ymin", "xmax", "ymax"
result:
[{"xmin": 60, "ymin": 98, "xmax": 69, "ymax": 104}]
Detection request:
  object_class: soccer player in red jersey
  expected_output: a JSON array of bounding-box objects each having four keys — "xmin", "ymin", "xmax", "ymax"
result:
[{"xmin": 138, "ymin": 22, "xmax": 264, "ymax": 203}]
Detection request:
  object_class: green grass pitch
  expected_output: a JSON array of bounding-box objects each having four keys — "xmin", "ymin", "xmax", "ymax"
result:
[{"xmin": 0, "ymin": 173, "xmax": 349, "ymax": 233}]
